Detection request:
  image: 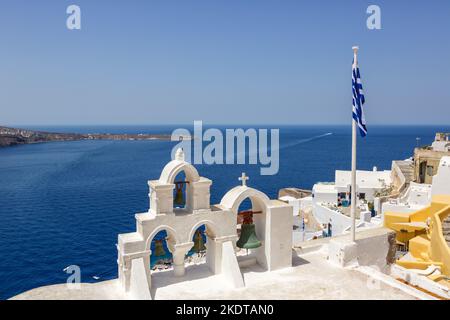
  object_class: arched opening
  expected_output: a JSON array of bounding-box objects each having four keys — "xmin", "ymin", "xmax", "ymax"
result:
[
  {"xmin": 147, "ymin": 227, "xmax": 177, "ymax": 273},
  {"xmin": 185, "ymin": 221, "xmax": 218, "ymax": 267},
  {"xmin": 159, "ymin": 160, "xmax": 200, "ymax": 186},
  {"xmin": 185, "ymin": 224, "xmax": 207, "ymax": 265},
  {"xmin": 158, "ymin": 160, "xmax": 201, "ymax": 213},
  {"xmin": 220, "ymin": 187, "xmax": 271, "ymax": 270}
]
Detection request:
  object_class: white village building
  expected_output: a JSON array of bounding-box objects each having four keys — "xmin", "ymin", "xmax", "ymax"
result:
[
  {"xmin": 116, "ymin": 149, "xmax": 293, "ymax": 299},
  {"xmin": 313, "ymin": 167, "xmax": 391, "ymax": 205},
  {"xmin": 300, "ymin": 154, "xmax": 450, "ymax": 240},
  {"xmin": 381, "ymin": 182, "xmax": 432, "ymax": 216},
  {"xmin": 305, "ymin": 167, "xmax": 391, "ymax": 237},
  {"xmin": 431, "ymin": 133, "xmax": 450, "ymax": 152},
  {"xmin": 382, "ymin": 156, "xmax": 450, "ymax": 216}
]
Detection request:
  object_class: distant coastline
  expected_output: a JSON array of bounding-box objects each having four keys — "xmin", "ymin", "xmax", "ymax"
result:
[{"xmin": 0, "ymin": 126, "xmax": 174, "ymax": 147}]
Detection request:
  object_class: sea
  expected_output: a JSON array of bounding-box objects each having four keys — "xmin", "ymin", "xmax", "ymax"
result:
[{"xmin": 0, "ymin": 124, "xmax": 449, "ymax": 299}]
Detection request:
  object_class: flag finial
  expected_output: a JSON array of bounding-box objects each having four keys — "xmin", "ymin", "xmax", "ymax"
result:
[{"xmin": 352, "ymin": 46, "xmax": 359, "ymax": 65}]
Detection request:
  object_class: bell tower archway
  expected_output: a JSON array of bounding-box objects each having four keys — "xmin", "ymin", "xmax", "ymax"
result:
[
  {"xmin": 220, "ymin": 183, "xmax": 272, "ymax": 269},
  {"xmin": 148, "ymin": 149, "xmax": 212, "ymax": 214}
]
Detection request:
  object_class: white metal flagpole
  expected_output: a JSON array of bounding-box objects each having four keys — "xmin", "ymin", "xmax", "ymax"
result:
[{"xmin": 350, "ymin": 46, "xmax": 359, "ymax": 242}]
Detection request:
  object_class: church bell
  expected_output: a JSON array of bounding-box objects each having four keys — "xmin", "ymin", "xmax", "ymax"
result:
[
  {"xmin": 237, "ymin": 223, "xmax": 261, "ymax": 249},
  {"xmin": 237, "ymin": 210, "xmax": 262, "ymax": 250},
  {"xmin": 193, "ymin": 229, "xmax": 206, "ymax": 253},
  {"xmin": 153, "ymin": 239, "xmax": 166, "ymax": 257},
  {"xmin": 174, "ymin": 182, "xmax": 185, "ymax": 206}
]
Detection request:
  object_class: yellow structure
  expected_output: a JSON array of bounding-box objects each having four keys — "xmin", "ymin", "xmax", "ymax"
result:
[{"xmin": 384, "ymin": 195, "xmax": 450, "ymax": 284}]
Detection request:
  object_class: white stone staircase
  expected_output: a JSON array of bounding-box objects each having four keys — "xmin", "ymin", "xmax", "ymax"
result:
[{"xmin": 396, "ymin": 160, "xmax": 415, "ymax": 187}]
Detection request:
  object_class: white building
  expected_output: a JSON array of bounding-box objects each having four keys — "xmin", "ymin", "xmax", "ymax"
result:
[
  {"xmin": 381, "ymin": 182, "xmax": 432, "ymax": 216},
  {"xmin": 335, "ymin": 168, "xmax": 391, "ymax": 201},
  {"xmin": 312, "ymin": 183, "xmax": 337, "ymax": 204},
  {"xmin": 312, "ymin": 167, "xmax": 391, "ymax": 207},
  {"xmin": 308, "ymin": 167, "xmax": 390, "ymax": 238},
  {"xmin": 431, "ymin": 133, "xmax": 450, "ymax": 152}
]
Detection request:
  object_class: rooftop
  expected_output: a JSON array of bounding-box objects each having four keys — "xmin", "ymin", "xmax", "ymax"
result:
[
  {"xmin": 313, "ymin": 183, "xmax": 337, "ymax": 193},
  {"xmin": 335, "ymin": 169, "xmax": 391, "ymax": 189}
]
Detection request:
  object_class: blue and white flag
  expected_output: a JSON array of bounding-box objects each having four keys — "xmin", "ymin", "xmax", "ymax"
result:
[{"xmin": 352, "ymin": 61, "xmax": 367, "ymax": 137}]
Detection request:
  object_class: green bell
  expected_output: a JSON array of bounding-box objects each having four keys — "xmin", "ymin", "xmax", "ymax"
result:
[
  {"xmin": 174, "ymin": 182, "xmax": 185, "ymax": 206},
  {"xmin": 153, "ymin": 239, "xmax": 166, "ymax": 257},
  {"xmin": 237, "ymin": 223, "xmax": 261, "ymax": 249},
  {"xmin": 193, "ymin": 230, "xmax": 206, "ymax": 253}
]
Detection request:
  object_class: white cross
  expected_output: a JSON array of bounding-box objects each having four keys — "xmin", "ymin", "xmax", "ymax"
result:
[{"xmin": 238, "ymin": 172, "xmax": 249, "ymax": 187}]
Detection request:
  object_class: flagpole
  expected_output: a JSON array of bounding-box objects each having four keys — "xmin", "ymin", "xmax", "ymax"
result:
[{"xmin": 350, "ymin": 46, "xmax": 359, "ymax": 242}]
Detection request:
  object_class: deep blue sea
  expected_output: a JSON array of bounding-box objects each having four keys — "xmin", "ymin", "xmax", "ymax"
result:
[{"xmin": 1, "ymin": 124, "xmax": 449, "ymax": 299}]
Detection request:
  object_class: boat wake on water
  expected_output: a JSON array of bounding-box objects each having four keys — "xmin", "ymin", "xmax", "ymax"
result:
[
  {"xmin": 278, "ymin": 132, "xmax": 333, "ymax": 151},
  {"xmin": 234, "ymin": 132, "xmax": 333, "ymax": 158}
]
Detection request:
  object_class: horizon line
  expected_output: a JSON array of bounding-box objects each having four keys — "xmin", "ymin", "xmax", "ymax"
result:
[{"xmin": 4, "ymin": 123, "xmax": 450, "ymax": 128}]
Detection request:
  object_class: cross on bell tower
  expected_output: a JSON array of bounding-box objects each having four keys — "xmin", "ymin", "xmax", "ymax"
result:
[{"xmin": 239, "ymin": 172, "xmax": 249, "ymax": 187}]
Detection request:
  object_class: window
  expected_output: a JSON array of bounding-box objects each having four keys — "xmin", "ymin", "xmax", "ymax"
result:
[
  {"xmin": 359, "ymin": 193, "xmax": 366, "ymax": 200},
  {"xmin": 426, "ymin": 165, "xmax": 434, "ymax": 176}
]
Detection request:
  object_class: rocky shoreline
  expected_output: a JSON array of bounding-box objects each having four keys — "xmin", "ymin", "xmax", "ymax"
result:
[{"xmin": 0, "ymin": 126, "xmax": 174, "ymax": 147}]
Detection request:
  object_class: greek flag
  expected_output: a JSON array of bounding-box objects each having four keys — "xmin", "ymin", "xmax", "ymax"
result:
[{"xmin": 352, "ymin": 61, "xmax": 367, "ymax": 137}]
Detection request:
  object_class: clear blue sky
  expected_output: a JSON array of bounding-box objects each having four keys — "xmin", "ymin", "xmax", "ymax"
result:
[{"xmin": 1, "ymin": 0, "xmax": 449, "ymax": 125}]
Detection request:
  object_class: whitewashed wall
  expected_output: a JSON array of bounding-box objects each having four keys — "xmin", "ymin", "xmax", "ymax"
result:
[
  {"xmin": 312, "ymin": 203, "xmax": 352, "ymax": 236},
  {"xmin": 431, "ymin": 156, "xmax": 450, "ymax": 196}
]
